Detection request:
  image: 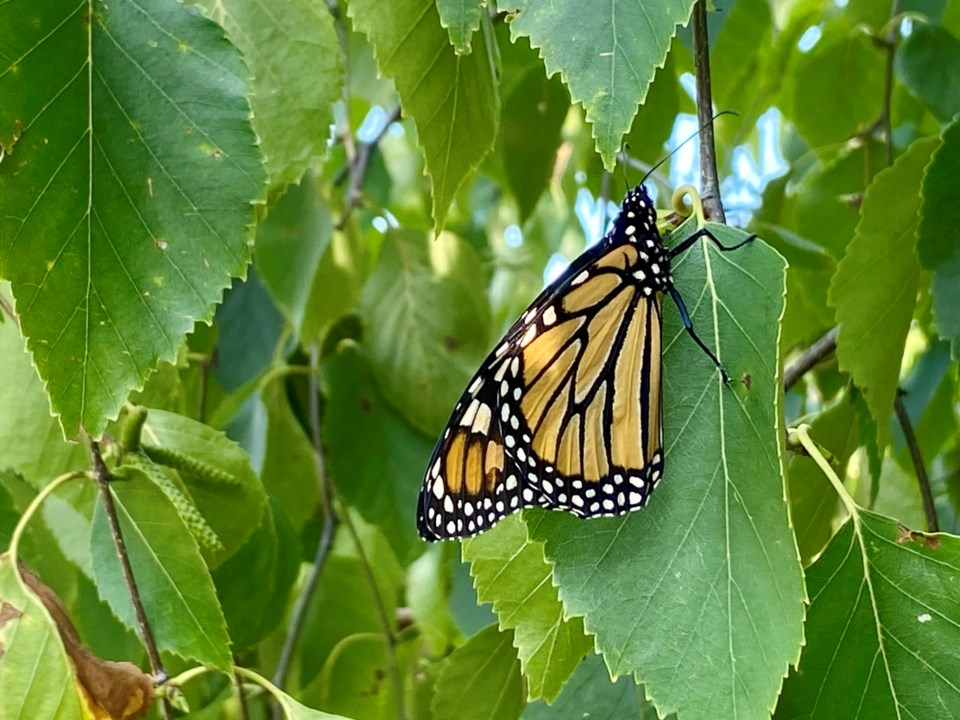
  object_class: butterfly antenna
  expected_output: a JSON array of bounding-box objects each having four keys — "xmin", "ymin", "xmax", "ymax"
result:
[
  {"xmin": 619, "ymin": 143, "xmax": 631, "ymax": 193},
  {"xmin": 640, "ymin": 110, "xmax": 739, "ymax": 187}
]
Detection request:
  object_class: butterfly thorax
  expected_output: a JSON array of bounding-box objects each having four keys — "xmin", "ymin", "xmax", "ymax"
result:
[{"xmin": 598, "ymin": 184, "xmax": 672, "ymax": 296}]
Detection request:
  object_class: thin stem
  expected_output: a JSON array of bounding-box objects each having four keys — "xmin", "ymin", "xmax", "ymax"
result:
[
  {"xmin": 271, "ymin": 346, "xmax": 338, "ymax": 703},
  {"xmin": 337, "ymin": 503, "xmax": 406, "ymax": 720},
  {"xmin": 789, "ymin": 425, "xmax": 859, "ymax": 517},
  {"xmin": 880, "ymin": 0, "xmax": 903, "ymax": 166},
  {"xmin": 197, "ymin": 349, "xmax": 217, "ymax": 424},
  {"xmin": 691, "ymin": 0, "xmax": 725, "ymax": 223},
  {"xmin": 600, "ymin": 171, "xmax": 611, "ymax": 230},
  {"xmin": 783, "ymin": 326, "xmax": 840, "ymax": 390},
  {"xmin": 894, "ymin": 391, "xmax": 939, "ymax": 532},
  {"xmin": 9, "ymin": 472, "xmax": 86, "ymax": 568},
  {"xmin": 234, "ymin": 666, "xmax": 251, "ymax": 720},
  {"xmin": 88, "ymin": 438, "xmax": 174, "ymax": 720},
  {"xmin": 334, "ymin": 105, "xmax": 402, "ymax": 229},
  {"xmin": 0, "ymin": 293, "xmax": 17, "ymax": 324}
]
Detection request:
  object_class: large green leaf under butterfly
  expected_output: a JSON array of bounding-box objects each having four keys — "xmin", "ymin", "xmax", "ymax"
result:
[
  {"xmin": 0, "ymin": 0, "xmax": 264, "ymax": 438},
  {"xmin": 528, "ymin": 220, "xmax": 804, "ymax": 720}
]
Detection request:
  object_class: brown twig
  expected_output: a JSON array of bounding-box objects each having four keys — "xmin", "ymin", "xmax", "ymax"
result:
[
  {"xmin": 336, "ymin": 501, "xmax": 406, "ymax": 720},
  {"xmin": 0, "ymin": 293, "xmax": 17, "ymax": 324},
  {"xmin": 87, "ymin": 438, "xmax": 173, "ymax": 720},
  {"xmin": 783, "ymin": 326, "xmax": 840, "ymax": 391},
  {"xmin": 894, "ymin": 391, "xmax": 939, "ymax": 532},
  {"xmin": 234, "ymin": 666, "xmax": 251, "ymax": 720},
  {"xmin": 691, "ymin": 0, "xmax": 725, "ymax": 222},
  {"xmin": 271, "ymin": 345, "xmax": 338, "ymax": 714},
  {"xmin": 334, "ymin": 105, "xmax": 402, "ymax": 229}
]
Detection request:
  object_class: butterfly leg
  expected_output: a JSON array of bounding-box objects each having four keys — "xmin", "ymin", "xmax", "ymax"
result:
[
  {"xmin": 668, "ymin": 287, "xmax": 731, "ymax": 383},
  {"xmin": 669, "ymin": 228, "xmax": 756, "ymax": 259}
]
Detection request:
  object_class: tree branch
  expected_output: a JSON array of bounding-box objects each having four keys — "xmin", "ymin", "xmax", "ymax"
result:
[
  {"xmin": 337, "ymin": 502, "xmax": 406, "ymax": 720},
  {"xmin": 783, "ymin": 326, "xmax": 840, "ymax": 391},
  {"xmin": 87, "ymin": 438, "xmax": 173, "ymax": 720},
  {"xmin": 334, "ymin": 105, "xmax": 402, "ymax": 229},
  {"xmin": 0, "ymin": 293, "xmax": 17, "ymax": 325},
  {"xmin": 271, "ymin": 346, "xmax": 338, "ymax": 712},
  {"xmin": 691, "ymin": 0, "xmax": 725, "ymax": 222},
  {"xmin": 894, "ymin": 391, "xmax": 939, "ymax": 532}
]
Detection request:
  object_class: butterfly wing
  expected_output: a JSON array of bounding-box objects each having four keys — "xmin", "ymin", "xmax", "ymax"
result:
[{"xmin": 418, "ymin": 186, "xmax": 669, "ymax": 541}]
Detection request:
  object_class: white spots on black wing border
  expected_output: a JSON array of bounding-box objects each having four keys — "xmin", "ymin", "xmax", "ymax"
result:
[{"xmin": 518, "ymin": 450, "xmax": 665, "ymax": 519}]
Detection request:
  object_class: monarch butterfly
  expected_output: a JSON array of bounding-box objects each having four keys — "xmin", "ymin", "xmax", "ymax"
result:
[{"xmin": 417, "ymin": 184, "xmax": 752, "ymax": 541}]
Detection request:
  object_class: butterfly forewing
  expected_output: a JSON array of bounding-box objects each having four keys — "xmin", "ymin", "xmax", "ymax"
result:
[{"xmin": 418, "ymin": 186, "xmax": 669, "ymax": 541}]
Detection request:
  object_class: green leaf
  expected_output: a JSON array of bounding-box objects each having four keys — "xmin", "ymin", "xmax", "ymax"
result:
[
  {"xmin": 432, "ymin": 624, "xmax": 525, "ymax": 720},
  {"xmin": 790, "ymin": 140, "xmax": 887, "ymax": 260},
  {"xmin": 0, "ymin": 0, "xmax": 265, "ymax": 437},
  {"xmin": 529, "ymin": 221, "xmax": 805, "ymax": 720},
  {"xmin": 621, "ymin": 49, "xmax": 681, "ymax": 168},
  {"xmin": 500, "ymin": 59, "xmax": 570, "ymax": 223},
  {"xmin": 407, "ymin": 545, "xmax": 463, "ymax": 654},
  {"xmin": 787, "ymin": 395, "xmax": 859, "ymax": 564},
  {"xmin": 212, "ymin": 499, "xmax": 300, "ymax": 650},
  {"xmin": 790, "ymin": 17, "xmax": 885, "ymax": 150},
  {"xmin": 305, "ymin": 632, "xmax": 418, "ymax": 720},
  {"xmin": 0, "ymin": 556, "xmax": 87, "ymax": 720},
  {"xmin": 261, "ymin": 378, "xmax": 320, "ymax": 532},
  {"xmin": 140, "ymin": 407, "xmax": 267, "ymax": 567},
  {"xmin": 918, "ymin": 116, "xmax": 960, "ymax": 356},
  {"xmin": 436, "ymin": 0, "xmax": 485, "ymax": 54},
  {"xmin": 828, "ymin": 137, "xmax": 938, "ymax": 447},
  {"xmin": 214, "ymin": 270, "xmax": 286, "ymax": 392},
  {"xmin": 348, "ymin": 0, "xmax": 499, "ymax": 230},
  {"xmin": 710, "ymin": 0, "xmax": 773, "ymax": 128},
  {"xmin": 298, "ymin": 518, "xmax": 403, "ymax": 689},
  {"xmin": 90, "ymin": 478, "xmax": 233, "ymax": 670},
  {"xmin": 323, "ymin": 342, "xmax": 432, "ymax": 561},
  {"xmin": 296, "ymin": 556, "xmax": 385, "ymax": 690},
  {"xmin": 236, "ymin": 668, "xmax": 354, "ymax": 720},
  {"xmin": 777, "ymin": 511, "xmax": 960, "ymax": 719},
  {"xmin": 358, "ymin": 231, "xmax": 490, "ymax": 436},
  {"xmin": 463, "ymin": 515, "xmax": 592, "ymax": 703},
  {"xmin": 506, "ymin": 0, "xmax": 695, "ymax": 169},
  {"xmin": 255, "ymin": 173, "xmax": 334, "ymax": 338},
  {"xmin": 199, "ymin": 0, "xmax": 343, "ymax": 195},
  {"xmin": 523, "ymin": 654, "xmax": 655, "ymax": 720},
  {"xmin": 895, "ymin": 23, "xmax": 960, "ymax": 121},
  {"xmin": 0, "ymin": 315, "xmax": 89, "ymax": 485}
]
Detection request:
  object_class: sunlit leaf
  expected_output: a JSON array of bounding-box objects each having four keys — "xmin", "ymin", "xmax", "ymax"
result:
[
  {"xmin": 0, "ymin": 0, "xmax": 265, "ymax": 437},
  {"xmin": 829, "ymin": 137, "xmax": 938, "ymax": 446},
  {"xmin": 464, "ymin": 514, "xmax": 592, "ymax": 702},
  {"xmin": 199, "ymin": 0, "xmax": 343, "ymax": 195},
  {"xmin": 90, "ymin": 479, "xmax": 233, "ymax": 670},
  {"xmin": 348, "ymin": 0, "xmax": 499, "ymax": 230},
  {"xmin": 436, "ymin": 0, "xmax": 485, "ymax": 54}
]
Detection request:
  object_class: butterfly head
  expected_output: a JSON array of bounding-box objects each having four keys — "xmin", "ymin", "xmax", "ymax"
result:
[{"xmin": 611, "ymin": 184, "xmax": 659, "ymax": 243}]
